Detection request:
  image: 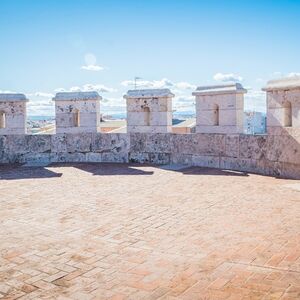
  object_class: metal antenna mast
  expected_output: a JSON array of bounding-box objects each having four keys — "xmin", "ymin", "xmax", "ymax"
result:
[{"xmin": 134, "ymin": 77, "xmax": 142, "ymax": 89}]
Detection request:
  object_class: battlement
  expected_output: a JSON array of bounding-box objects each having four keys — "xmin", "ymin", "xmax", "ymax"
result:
[
  {"xmin": 0, "ymin": 93, "xmax": 28, "ymax": 102},
  {"xmin": 53, "ymin": 91, "xmax": 102, "ymax": 101},
  {"xmin": 0, "ymin": 77, "xmax": 300, "ymax": 178},
  {"xmin": 53, "ymin": 91, "xmax": 102, "ymax": 134},
  {"xmin": 0, "ymin": 93, "xmax": 28, "ymax": 135},
  {"xmin": 124, "ymin": 88, "xmax": 174, "ymax": 133},
  {"xmin": 262, "ymin": 76, "xmax": 300, "ymax": 91},
  {"xmin": 192, "ymin": 83, "xmax": 247, "ymax": 96}
]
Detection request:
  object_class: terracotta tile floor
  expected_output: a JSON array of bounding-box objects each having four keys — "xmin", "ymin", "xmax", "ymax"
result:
[{"xmin": 0, "ymin": 163, "xmax": 300, "ymax": 300}]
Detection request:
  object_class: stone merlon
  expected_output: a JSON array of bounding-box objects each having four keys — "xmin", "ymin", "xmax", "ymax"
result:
[
  {"xmin": 53, "ymin": 91, "xmax": 102, "ymax": 101},
  {"xmin": 192, "ymin": 83, "xmax": 247, "ymax": 96},
  {"xmin": 124, "ymin": 89, "xmax": 175, "ymax": 99},
  {"xmin": 262, "ymin": 76, "xmax": 300, "ymax": 92},
  {"xmin": 0, "ymin": 93, "xmax": 28, "ymax": 102}
]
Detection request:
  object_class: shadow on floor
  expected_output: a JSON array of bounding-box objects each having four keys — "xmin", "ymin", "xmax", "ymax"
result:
[
  {"xmin": 51, "ymin": 162, "xmax": 155, "ymax": 176},
  {"xmin": 173, "ymin": 166, "xmax": 249, "ymax": 177},
  {"xmin": 0, "ymin": 163, "xmax": 250, "ymax": 180},
  {"xmin": 0, "ymin": 164, "xmax": 63, "ymax": 180}
]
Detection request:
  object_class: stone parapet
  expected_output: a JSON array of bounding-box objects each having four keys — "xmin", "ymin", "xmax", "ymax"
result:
[
  {"xmin": 0, "ymin": 93, "xmax": 28, "ymax": 135},
  {"xmin": 1, "ymin": 132, "xmax": 299, "ymax": 179},
  {"xmin": 53, "ymin": 91, "xmax": 102, "ymax": 134},
  {"xmin": 193, "ymin": 83, "xmax": 246, "ymax": 134},
  {"xmin": 124, "ymin": 89, "xmax": 174, "ymax": 133},
  {"xmin": 263, "ymin": 76, "xmax": 300, "ymax": 133}
]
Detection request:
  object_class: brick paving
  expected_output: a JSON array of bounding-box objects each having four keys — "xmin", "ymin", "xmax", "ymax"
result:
[{"xmin": 0, "ymin": 163, "xmax": 300, "ymax": 300}]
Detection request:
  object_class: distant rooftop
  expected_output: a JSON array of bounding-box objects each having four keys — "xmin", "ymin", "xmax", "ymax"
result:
[
  {"xmin": 262, "ymin": 76, "xmax": 300, "ymax": 91},
  {"xmin": 173, "ymin": 118, "xmax": 196, "ymax": 128},
  {"xmin": 0, "ymin": 93, "xmax": 28, "ymax": 102},
  {"xmin": 192, "ymin": 83, "xmax": 247, "ymax": 96},
  {"xmin": 100, "ymin": 119, "xmax": 126, "ymax": 128},
  {"xmin": 124, "ymin": 89, "xmax": 174, "ymax": 99},
  {"xmin": 53, "ymin": 91, "xmax": 102, "ymax": 101}
]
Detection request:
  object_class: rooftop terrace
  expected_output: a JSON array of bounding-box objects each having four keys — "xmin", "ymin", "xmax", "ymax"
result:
[{"xmin": 0, "ymin": 163, "xmax": 300, "ymax": 299}]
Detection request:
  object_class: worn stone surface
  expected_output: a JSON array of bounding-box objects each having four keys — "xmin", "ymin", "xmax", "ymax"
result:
[
  {"xmin": 239, "ymin": 135, "xmax": 267, "ymax": 160},
  {"xmin": 263, "ymin": 78, "xmax": 300, "ymax": 133},
  {"xmin": 193, "ymin": 84, "xmax": 246, "ymax": 134},
  {"xmin": 267, "ymin": 134, "xmax": 300, "ymax": 164},
  {"xmin": 125, "ymin": 89, "xmax": 174, "ymax": 133},
  {"xmin": 0, "ymin": 94, "xmax": 28, "ymax": 135},
  {"xmin": 0, "ymin": 164, "xmax": 300, "ymax": 299},
  {"xmin": 225, "ymin": 134, "xmax": 240, "ymax": 158},
  {"xmin": 53, "ymin": 92, "xmax": 101, "ymax": 134},
  {"xmin": 66, "ymin": 133, "xmax": 92, "ymax": 153},
  {"xmin": 26, "ymin": 135, "xmax": 51, "ymax": 153},
  {"xmin": 0, "ymin": 132, "xmax": 300, "ymax": 179}
]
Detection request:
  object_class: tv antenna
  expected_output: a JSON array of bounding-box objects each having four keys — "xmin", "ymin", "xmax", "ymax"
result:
[{"xmin": 134, "ymin": 77, "xmax": 142, "ymax": 89}]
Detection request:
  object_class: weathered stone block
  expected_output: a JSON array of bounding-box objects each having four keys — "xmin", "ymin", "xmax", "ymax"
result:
[
  {"xmin": 86, "ymin": 152, "xmax": 102, "ymax": 162},
  {"xmin": 145, "ymin": 133, "xmax": 171, "ymax": 153},
  {"xmin": 148, "ymin": 152, "xmax": 170, "ymax": 164},
  {"xmin": 225, "ymin": 135, "xmax": 239, "ymax": 158},
  {"xmin": 192, "ymin": 155, "xmax": 220, "ymax": 168},
  {"xmin": 92, "ymin": 133, "xmax": 129, "ymax": 155},
  {"xmin": 239, "ymin": 135, "xmax": 267, "ymax": 160},
  {"xmin": 66, "ymin": 133, "xmax": 92, "ymax": 153},
  {"xmin": 266, "ymin": 134, "xmax": 300, "ymax": 164},
  {"xmin": 101, "ymin": 152, "xmax": 128, "ymax": 163},
  {"xmin": 51, "ymin": 134, "xmax": 67, "ymax": 153},
  {"xmin": 220, "ymin": 157, "xmax": 255, "ymax": 173},
  {"xmin": 171, "ymin": 153, "xmax": 193, "ymax": 165},
  {"xmin": 193, "ymin": 133, "xmax": 226, "ymax": 156},
  {"xmin": 50, "ymin": 152, "xmax": 67, "ymax": 163},
  {"xmin": 64, "ymin": 152, "xmax": 87, "ymax": 162},
  {"xmin": 19, "ymin": 153, "xmax": 51, "ymax": 164},
  {"xmin": 5, "ymin": 135, "xmax": 28, "ymax": 153},
  {"xmin": 129, "ymin": 152, "xmax": 150, "ymax": 163},
  {"xmin": 171, "ymin": 134, "xmax": 195, "ymax": 154},
  {"xmin": 129, "ymin": 133, "xmax": 147, "ymax": 152},
  {"xmin": 27, "ymin": 135, "xmax": 51, "ymax": 153},
  {"xmin": 0, "ymin": 135, "xmax": 6, "ymax": 151}
]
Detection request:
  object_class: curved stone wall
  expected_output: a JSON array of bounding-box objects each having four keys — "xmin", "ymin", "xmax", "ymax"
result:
[{"xmin": 1, "ymin": 132, "xmax": 299, "ymax": 179}]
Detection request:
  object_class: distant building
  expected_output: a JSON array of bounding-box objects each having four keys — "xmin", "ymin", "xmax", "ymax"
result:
[{"xmin": 244, "ymin": 111, "xmax": 266, "ymax": 134}]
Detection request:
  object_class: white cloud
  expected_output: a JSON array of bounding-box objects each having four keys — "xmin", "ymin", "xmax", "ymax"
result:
[
  {"xmin": 175, "ymin": 82, "xmax": 196, "ymax": 90},
  {"xmin": 100, "ymin": 97, "xmax": 126, "ymax": 114},
  {"xmin": 272, "ymin": 71, "xmax": 283, "ymax": 78},
  {"xmin": 213, "ymin": 73, "xmax": 243, "ymax": 82},
  {"xmin": 27, "ymin": 98, "xmax": 55, "ymax": 116},
  {"xmin": 55, "ymin": 84, "xmax": 116, "ymax": 94},
  {"xmin": 244, "ymin": 89, "xmax": 266, "ymax": 113},
  {"xmin": 81, "ymin": 65, "xmax": 104, "ymax": 71},
  {"xmin": 287, "ymin": 72, "xmax": 300, "ymax": 78},
  {"xmin": 121, "ymin": 78, "xmax": 196, "ymax": 90},
  {"xmin": 121, "ymin": 78, "xmax": 173, "ymax": 89},
  {"xmin": 34, "ymin": 92, "xmax": 54, "ymax": 98},
  {"xmin": 81, "ymin": 53, "xmax": 106, "ymax": 71},
  {"xmin": 81, "ymin": 84, "xmax": 116, "ymax": 93},
  {"xmin": 0, "ymin": 90, "xmax": 17, "ymax": 93},
  {"xmin": 54, "ymin": 88, "xmax": 65, "ymax": 92}
]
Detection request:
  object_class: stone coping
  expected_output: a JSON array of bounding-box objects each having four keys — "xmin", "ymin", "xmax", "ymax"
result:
[
  {"xmin": 124, "ymin": 89, "xmax": 175, "ymax": 99},
  {"xmin": 53, "ymin": 91, "xmax": 102, "ymax": 101},
  {"xmin": 0, "ymin": 93, "xmax": 28, "ymax": 102},
  {"xmin": 192, "ymin": 83, "xmax": 247, "ymax": 96},
  {"xmin": 262, "ymin": 76, "xmax": 300, "ymax": 92}
]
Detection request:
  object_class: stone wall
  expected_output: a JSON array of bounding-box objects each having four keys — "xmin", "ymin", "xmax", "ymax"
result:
[
  {"xmin": 1, "ymin": 132, "xmax": 300, "ymax": 179},
  {"xmin": 0, "ymin": 133, "xmax": 129, "ymax": 164}
]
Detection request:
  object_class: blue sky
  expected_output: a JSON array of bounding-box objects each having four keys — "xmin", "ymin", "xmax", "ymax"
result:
[{"xmin": 1, "ymin": 0, "xmax": 300, "ymax": 115}]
